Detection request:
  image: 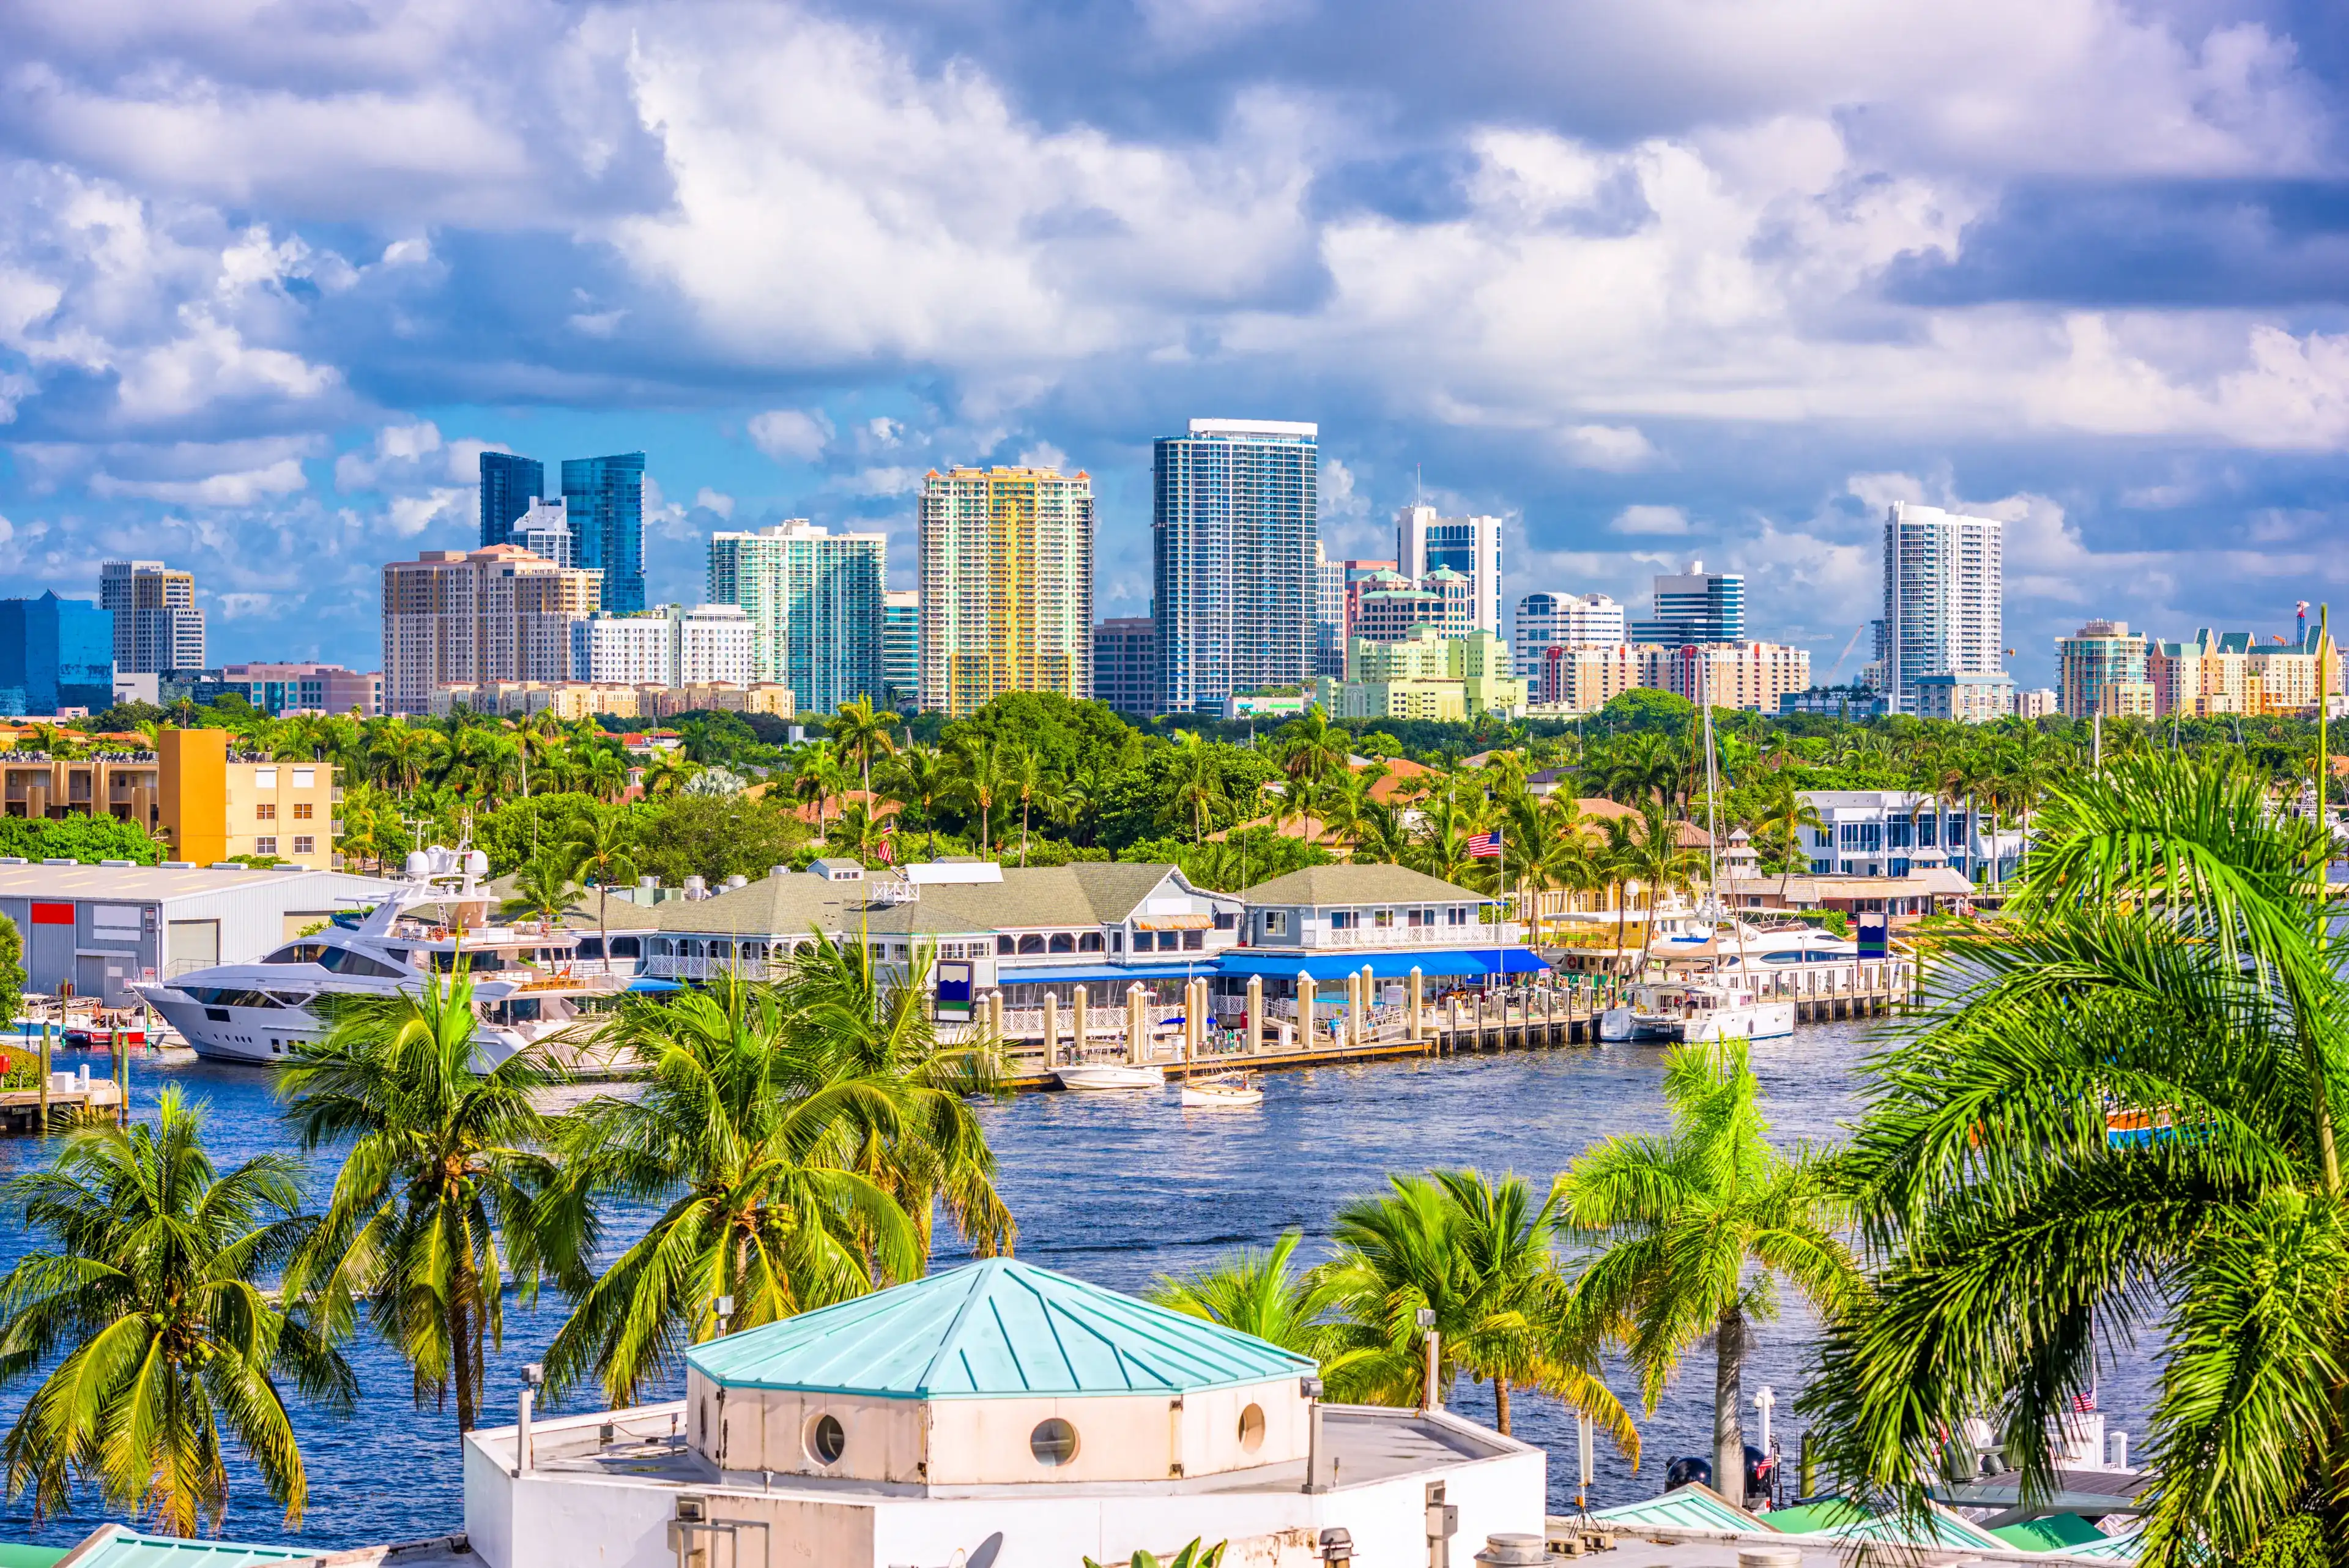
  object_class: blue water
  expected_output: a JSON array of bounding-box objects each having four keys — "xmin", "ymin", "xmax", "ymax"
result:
[{"xmin": 0, "ymin": 1026, "xmax": 2159, "ymax": 1550}]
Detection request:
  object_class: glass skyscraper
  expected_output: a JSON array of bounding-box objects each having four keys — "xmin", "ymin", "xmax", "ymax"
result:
[
  {"xmin": 561, "ymin": 452, "xmax": 647, "ymax": 614},
  {"xmin": 883, "ymin": 589, "xmax": 920, "ymax": 710},
  {"xmin": 1152, "ymin": 419, "xmax": 1318, "ymax": 715},
  {"xmin": 0, "ymin": 592, "xmax": 114, "ymax": 715},
  {"xmin": 706, "ymin": 520, "xmax": 887, "ymax": 717},
  {"xmin": 1628, "ymin": 562, "xmax": 1746, "ymax": 645},
  {"xmin": 478, "ymin": 452, "xmax": 544, "ymax": 549}
]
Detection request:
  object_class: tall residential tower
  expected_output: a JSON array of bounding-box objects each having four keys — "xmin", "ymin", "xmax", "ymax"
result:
[
  {"xmin": 1879, "ymin": 503, "xmax": 2005, "ymax": 716},
  {"xmin": 918, "ymin": 466, "xmax": 1095, "ymax": 716},
  {"xmin": 706, "ymin": 520, "xmax": 888, "ymax": 718},
  {"xmin": 478, "ymin": 453, "xmax": 544, "ymax": 549},
  {"xmin": 561, "ymin": 452, "xmax": 647, "ymax": 614},
  {"xmin": 1152, "ymin": 418, "xmax": 1317, "ymax": 714}
]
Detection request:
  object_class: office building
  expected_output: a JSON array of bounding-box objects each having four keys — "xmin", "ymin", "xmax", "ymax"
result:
[
  {"xmin": 1319, "ymin": 627, "xmax": 1525, "ymax": 722},
  {"xmin": 919, "ymin": 466, "xmax": 1094, "ymax": 716},
  {"xmin": 883, "ymin": 590, "xmax": 919, "ymax": 710},
  {"xmin": 1879, "ymin": 503, "xmax": 2005, "ymax": 715},
  {"xmin": 560, "ymin": 451, "xmax": 647, "ymax": 614},
  {"xmin": 1152, "ymin": 419, "xmax": 1316, "ymax": 715},
  {"xmin": 510, "ymin": 499, "xmax": 575, "ymax": 569},
  {"xmin": 1351, "ymin": 568, "xmax": 1478, "ymax": 644},
  {"xmin": 1513, "ymin": 592, "xmax": 1625, "ymax": 680},
  {"xmin": 1397, "ymin": 505, "xmax": 1502, "ymax": 636},
  {"xmin": 99, "ymin": 561, "xmax": 205, "ymax": 674},
  {"xmin": 1629, "ymin": 561, "xmax": 1745, "ymax": 645},
  {"xmin": 220, "ymin": 663, "xmax": 382, "ymax": 717},
  {"xmin": 2055, "ymin": 620, "xmax": 2150, "ymax": 719},
  {"xmin": 478, "ymin": 452, "xmax": 544, "ymax": 549},
  {"xmin": 1092, "ymin": 617, "xmax": 1156, "ymax": 717},
  {"xmin": 0, "ymin": 593, "xmax": 114, "ymax": 716},
  {"xmin": 1535, "ymin": 644, "xmax": 1648, "ymax": 714},
  {"xmin": 1341, "ymin": 559, "xmax": 1400, "ymax": 633},
  {"xmin": 2016, "ymin": 688, "xmax": 2058, "ymax": 721},
  {"xmin": 707, "ymin": 519, "xmax": 887, "ymax": 718},
  {"xmin": 1312, "ymin": 543, "xmax": 1346, "ymax": 678},
  {"xmin": 380, "ymin": 546, "xmax": 601, "ymax": 715}
]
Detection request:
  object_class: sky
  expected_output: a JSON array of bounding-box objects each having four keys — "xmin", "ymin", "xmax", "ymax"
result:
[{"xmin": 4, "ymin": 0, "xmax": 2349, "ymax": 689}]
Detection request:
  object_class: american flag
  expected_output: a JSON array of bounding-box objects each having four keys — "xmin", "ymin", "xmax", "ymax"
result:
[
  {"xmin": 875, "ymin": 823, "xmax": 896, "ymax": 865},
  {"xmin": 2071, "ymin": 1389, "xmax": 2098, "ymax": 1414},
  {"xmin": 1468, "ymin": 831, "xmax": 1503, "ymax": 860}
]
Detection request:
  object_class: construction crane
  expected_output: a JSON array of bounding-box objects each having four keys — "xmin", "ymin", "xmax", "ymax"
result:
[{"xmin": 1823, "ymin": 622, "xmax": 1872, "ymax": 685}]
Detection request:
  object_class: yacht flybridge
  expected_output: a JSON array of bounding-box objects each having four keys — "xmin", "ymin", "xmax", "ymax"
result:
[{"xmin": 138, "ymin": 845, "xmax": 628, "ymax": 1071}]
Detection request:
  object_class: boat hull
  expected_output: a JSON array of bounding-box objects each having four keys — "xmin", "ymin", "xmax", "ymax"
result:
[
  {"xmin": 1055, "ymin": 1064, "xmax": 1166, "ymax": 1091},
  {"xmin": 1598, "ymin": 1006, "xmax": 1635, "ymax": 1042}
]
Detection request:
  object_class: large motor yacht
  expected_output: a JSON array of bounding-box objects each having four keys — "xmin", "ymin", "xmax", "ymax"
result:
[
  {"xmin": 138, "ymin": 845, "xmax": 631, "ymax": 1071},
  {"xmin": 1599, "ymin": 922, "xmax": 1850, "ymax": 1044}
]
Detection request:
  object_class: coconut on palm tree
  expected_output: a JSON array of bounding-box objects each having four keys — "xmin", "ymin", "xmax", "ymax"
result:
[
  {"xmin": 1318, "ymin": 1169, "xmax": 1639, "ymax": 1451},
  {"xmin": 1804, "ymin": 755, "xmax": 2349, "ymax": 1562},
  {"xmin": 279, "ymin": 968, "xmax": 570, "ymax": 1434},
  {"xmin": 0, "ymin": 1089, "xmax": 356, "ymax": 1533},
  {"xmin": 1556, "ymin": 1039, "xmax": 1855, "ymax": 1499}
]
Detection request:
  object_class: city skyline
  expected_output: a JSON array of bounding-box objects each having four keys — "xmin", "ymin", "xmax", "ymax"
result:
[{"xmin": 1, "ymin": 2, "xmax": 2345, "ymax": 689}]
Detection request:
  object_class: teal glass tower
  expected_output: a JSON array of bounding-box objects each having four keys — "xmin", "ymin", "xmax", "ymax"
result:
[
  {"xmin": 561, "ymin": 453, "xmax": 647, "ymax": 613},
  {"xmin": 0, "ymin": 592, "xmax": 114, "ymax": 715},
  {"xmin": 478, "ymin": 452, "xmax": 544, "ymax": 548}
]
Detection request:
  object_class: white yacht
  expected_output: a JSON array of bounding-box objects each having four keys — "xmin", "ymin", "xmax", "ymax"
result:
[
  {"xmin": 1601, "ymin": 976, "xmax": 1797, "ymax": 1044},
  {"xmin": 138, "ymin": 846, "xmax": 630, "ymax": 1072}
]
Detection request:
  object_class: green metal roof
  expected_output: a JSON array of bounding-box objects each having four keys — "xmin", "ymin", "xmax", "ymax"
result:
[
  {"xmin": 1806, "ymin": 1503, "xmax": 2012, "ymax": 1553},
  {"xmin": 685, "ymin": 1257, "xmax": 1318, "ymax": 1400},
  {"xmin": 1995, "ymin": 1515, "xmax": 2110, "ymax": 1553},
  {"xmin": 0, "ymin": 1545, "xmax": 67, "ymax": 1568},
  {"xmin": 1588, "ymin": 1483, "xmax": 1764, "ymax": 1533},
  {"xmin": 50, "ymin": 1526, "xmax": 313, "ymax": 1567},
  {"xmin": 1760, "ymin": 1497, "xmax": 1868, "ymax": 1534},
  {"xmin": 2066, "ymin": 1523, "xmax": 2144, "ymax": 1561}
]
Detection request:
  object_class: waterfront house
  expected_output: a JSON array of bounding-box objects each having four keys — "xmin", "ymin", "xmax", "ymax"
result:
[
  {"xmin": 642, "ymin": 858, "xmax": 1242, "ymax": 1011},
  {"xmin": 1798, "ymin": 789, "xmax": 2022, "ymax": 882},
  {"xmin": 1217, "ymin": 863, "xmax": 1546, "ymax": 1016},
  {"xmin": 464, "ymin": 1256, "xmax": 1546, "ymax": 1568}
]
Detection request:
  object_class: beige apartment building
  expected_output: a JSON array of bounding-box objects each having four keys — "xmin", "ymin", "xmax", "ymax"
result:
[
  {"xmin": 917, "ymin": 466, "xmax": 1094, "ymax": 716},
  {"xmin": 382, "ymin": 546, "xmax": 601, "ymax": 715},
  {"xmin": 427, "ymin": 681, "xmax": 796, "ymax": 721},
  {"xmin": 2148, "ymin": 628, "xmax": 2343, "ymax": 718},
  {"xmin": 1529, "ymin": 641, "xmax": 1809, "ymax": 715}
]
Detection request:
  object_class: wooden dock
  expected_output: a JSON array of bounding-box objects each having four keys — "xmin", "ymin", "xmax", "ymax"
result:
[
  {"xmin": 1002, "ymin": 971, "xmax": 1913, "ymax": 1089},
  {"xmin": 0, "ymin": 1079, "xmax": 125, "ymax": 1135}
]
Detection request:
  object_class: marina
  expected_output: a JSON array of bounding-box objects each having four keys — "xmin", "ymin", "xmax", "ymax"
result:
[{"xmin": 0, "ymin": 1016, "xmax": 2158, "ymax": 1555}]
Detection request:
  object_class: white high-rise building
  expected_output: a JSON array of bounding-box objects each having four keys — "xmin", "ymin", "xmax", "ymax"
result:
[
  {"xmin": 511, "ymin": 499, "xmax": 575, "ymax": 570},
  {"xmin": 1397, "ymin": 505, "xmax": 1502, "ymax": 637},
  {"xmin": 1880, "ymin": 503, "xmax": 2006, "ymax": 716},
  {"xmin": 1512, "ymin": 592, "xmax": 1625, "ymax": 679},
  {"xmin": 100, "ymin": 560, "xmax": 206, "ymax": 674},
  {"xmin": 1312, "ymin": 541, "xmax": 1346, "ymax": 678}
]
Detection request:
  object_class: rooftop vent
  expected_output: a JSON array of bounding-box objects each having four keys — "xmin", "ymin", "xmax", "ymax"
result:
[
  {"xmin": 809, "ymin": 859, "xmax": 864, "ymax": 882},
  {"xmin": 161, "ymin": 861, "xmax": 195, "ymax": 869},
  {"xmin": 42, "ymin": 858, "xmax": 75, "ymax": 867},
  {"xmin": 723, "ymin": 874, "xmax": 747, "ymax": 890},
  {"xmin": 98, "ymin": 859, "xmax": 135, "ymax": 868}
]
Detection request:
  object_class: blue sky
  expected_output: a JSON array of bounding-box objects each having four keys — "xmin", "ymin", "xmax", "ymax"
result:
[{"xmin": 3, "ymin": 0, "xmax": 2348, "ymax": 687}]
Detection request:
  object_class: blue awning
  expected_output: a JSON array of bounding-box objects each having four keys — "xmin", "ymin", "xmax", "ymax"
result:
[
  {"xmin": 1214, "ymin": 948, "xmax": 1549, "ymax": 982},
  {"xmin": 626, "ymin": 977, "xmax": 684, "ymax": 992}
]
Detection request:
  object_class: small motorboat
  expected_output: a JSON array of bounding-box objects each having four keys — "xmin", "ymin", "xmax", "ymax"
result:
[
  {"xmin": 1054, "ymin": 1062, "xmax": 1167, "ymax": 1092},
  {"xmin": 1180, "ymin": 1072, "xmax": 1263, "ymax": 1109}
]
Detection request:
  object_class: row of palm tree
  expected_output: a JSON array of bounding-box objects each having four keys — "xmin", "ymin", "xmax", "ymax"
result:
[{"xmin": 0, "ymin": 941, "xmax": 1006, "ymax": 1534}]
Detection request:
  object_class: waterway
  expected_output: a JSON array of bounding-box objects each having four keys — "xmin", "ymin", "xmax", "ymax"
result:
[{"xmin": 0, "ymin": 1020, "xmax": 2158, "ymax": 1551}]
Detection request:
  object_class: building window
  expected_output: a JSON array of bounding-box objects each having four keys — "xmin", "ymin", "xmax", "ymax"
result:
[
  {"xmin": 292, "ymin": 768, "xmax": 315, "ymax": 787},
  {"xmin": 1078, "ymin": 932, "xmax": 1103, "ymax": 952},
  {"xmin": 996, "ymin": 935, "xmax": 1014, "ymax": 955},
  {"xmin": 1329, "ymin": 910, "xmax": 1354, "ymax": 930},
  {"xmin": 1447, "ymin": 907, "xmax": 1468, "ymax": 926},
  {"xmin": 255, "ymin": 768, "xmax": 277, "ymax": 788},
  {"xmin": 1182, "ymin": 929, "xmax": 1203, "ymax": 951},
  {"xmin": 292, "ymin": 803, "xmax": 314, "ymax": 820},
  {"xmin": 255, "ymin": 803, "xmax": 277, "ymax": 821},
  {"xmin": 1372, "ymin": 908, "xmax": 1393, "ymax": 929},
  {"xmin": 256, "ymin": 837, "xmax": 278, "ymax": 855},
  {"xmin": 1263, "ymin": 910, "xmax": 1288, "ymax": 935},
  {"xmin": 292, "ymin": 837, "xmax": 315, "ymax": 855}
]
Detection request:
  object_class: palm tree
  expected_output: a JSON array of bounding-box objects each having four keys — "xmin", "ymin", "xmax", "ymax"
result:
[
  {"xmin": 1749, "ymin": 770, "xmax": 1824, "ymax": 896},
  {"xmin": 279, "ymin": 969, "xmax": 569, "ymax": 1435},
  {"xmin": 565, "ymin": 812, "xmax": 640, "ymax": 972},
  {"xmin": 0, "ymin": 1090, "xmax": 356, "ymax": 1533},
  {"xmin": 1597, "ymin": 814, "xmax": 1643, "ymax": 965},
  {"xmin": 1277, "ymin": 704, "xmax": 1351, "ymax": 792},
  {"xmin": 951, "ymin": 732, "xmax": 1010, "ymax": 850},
  {"xmin": 1319, "ymin": 1170, "xmax": 1638, "ymax": 1451},
  {"xmin": 539, "ymin": 972, "xmax": 970, "ymax": 1407},
  {"xmin": 1622, "ymin": 801, "xmax": 1707, "ymax": 965},
  {"xmin": 886, "ymin": 743, "xmax": 953, "ymax": 861},
  {"xmin": 1004, "ymin": 743, "xmax": 1052, "ymax": 868},
  {"xmin": 642, "ymin": 748, "xmax": 703, "ymax": 798},
  {"xmin": 1557, "ymin": 1040, "xmax": 1855, "ymax": 1498},
  {"xmin": 1805, "ymin": 756, "xmax": 2349, "ymax": 1563},
  {"xmin": 1149, "ymin": 1230, "xmax": 1343, "ymax": 1361},
  {"xmin": 1162, "ymin": 730, "xmax": 1228, "ymax": 844},
  {"xmin": 828, "ymin": 696, "xmax": 897, "ymax": 805},
  {"xmin": 501, "ymin": 847, "xmax": 579, "ymax": 926}
]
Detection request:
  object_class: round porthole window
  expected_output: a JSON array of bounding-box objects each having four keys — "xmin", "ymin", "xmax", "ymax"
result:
[
  {"xmin": 1030, "ymin": 1417, "xmax": 1078, "ymax": 1467},
  {"xmin": 1237, "ymin": 1403, "xmax": 1266, "ymax": 1453},
  {"xmin": 805, "ymin": 1413, "xmax": 846, "ymax": 1466}
]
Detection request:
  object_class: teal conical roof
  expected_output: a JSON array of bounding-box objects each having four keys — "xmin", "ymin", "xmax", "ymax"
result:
[{"xmin": 685, "ymin": 1257, "xmax": 1316, "ymax": 1400}]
